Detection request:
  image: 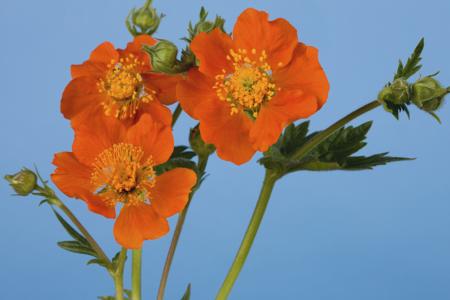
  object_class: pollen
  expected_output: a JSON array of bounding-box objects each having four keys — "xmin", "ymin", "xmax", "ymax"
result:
[
  {"xmin": 213, "ymin": 48, "xmax": 278, "ymax": 118},
  {"xmin": 90, "ymin": 143, "xmax": 156, "ymax": 207},
  {"xmin": 97, "ymin": 54, "xmax": 156, "ymax": 119}
]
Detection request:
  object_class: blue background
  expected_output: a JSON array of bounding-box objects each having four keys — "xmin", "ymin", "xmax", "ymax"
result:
[{"xmin": 1, "ymin": 0, "xmax": 449, "ymax": 299}]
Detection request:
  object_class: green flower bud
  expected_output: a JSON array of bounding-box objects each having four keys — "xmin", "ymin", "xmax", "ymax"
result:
[
  {"xmin": 5, "ymin": 168, "xmax": 37, "ymax": 196},
  {"xmin": 378, "ymin": 78, "xmax": 410, "ymax": 105},
  {"xmin": 186, "ymin": 7, "xmax": 226, "ymax": 42},
  {"xmin": 411, "ymin": 77, "xmax": 448, "ymax": 112},
  {"xmin": 126, "ymin": 0, "xmax": 164, "ymax": 36},
  {"xmin": 189, "ymin": 125, "xmax": 215, "ymax": 158},
  {"xmin": 145, "ymin": 40, "xmax": 179, "ymax": 74}
]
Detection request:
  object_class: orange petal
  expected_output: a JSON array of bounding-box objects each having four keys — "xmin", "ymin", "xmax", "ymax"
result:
[
  {"xmin": 138, "ymin": 101, "xmax": 172, "ymax": 127},
  {"xmin": 150, "ymin": 168, "xmax": 197, "ymax": 217},
  {"xmin": 177, "ymin": 68, "xmax": 217, "ymax": 119},
  {"xmin": 126, "ymin": 114, "xmax": 174, "ymax": 165},
  {"xmin": 250, "ymin": 90, "xmax": 319, "ymax": 152},
  {"xmin": 61, "ymin": 77, "xmax": 104, "ymax": 120},
  {"xmin": 113, "ymin": 204, "xmax": 169, "ymax": 249},
  {"xmin": 89, "ymin": 42, "xmax": 119, "ymax": 64},
  {"xmin": 142, "ymin": 73, "xmax": 181, "ymax": 105},
  {"xmin": 71, "ymin": 61, "xmax": 107, "ymax": 79},
  {"xmin": 72, "ymin": 117, "xmax": 127, "ymax": 165},
  {"xmin": 124, "ymin": 35, "xmax": 157, "ymax": 54},
  {"xmin": 51, "ymin": 152, "xmax": 115, "ymax": 218},
  {"xmin": 199, "ymin": 103, "xmax": 255, "ymax": 165},
  {"xmin": 233, "ymin": 8, "xmax": 298, "ymax": 71},
  {"xmin": 191, "ymin": 29, "xmax": 234, "ymax": 77},
  {"xmin": 274, "ymin": 44, "xmax": 330, "ymax": 107}
]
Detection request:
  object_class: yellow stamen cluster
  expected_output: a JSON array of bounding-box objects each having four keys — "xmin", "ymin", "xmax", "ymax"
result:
[
  {"xmin": 90, "ymin": 143, "xmax": 156, "ymax": 207},
  {"xmin": 97, "ymin": 54, "xmax": 156, "ymax": 119},
  {"xmin": 213, "ymin": 48, "xmax": 278, "ymax": 118}
]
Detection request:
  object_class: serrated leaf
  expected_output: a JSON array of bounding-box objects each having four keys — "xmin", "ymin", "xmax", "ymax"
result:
[
  {"xmin": 181, "ymin": 284, "xmax": 191, "ymax": 300},
  {"xmin": 394, "ymin": 38, "xmax": 424, "ymax": 80},
  {"xmin": 57, "ymin": 241, "xmax": 97, "ymax": 257},
  {"xmin": 172, "ymin": 146, "xmax": 196, "ymax": 160},
  {"xmin": 342, "ymin": 153, "xmax": 414, "ymax": 170},
  {"xmin": 52, "ymin": 208, "xmax": 89, "ymax": 246},
  {"xmin": 155, "ymin": 158, "xmax": 198, "ymax": 176},
  {"xmin": 312, "ymin": 122, "xmax": 373, "ymax": 163},
  {"xmin": 260, "ymin": 121, "xmax": 413, "ymax": 175},
  {"xmin": 87, "ymin": 258, "xmax": 109, "ymax": 268}
]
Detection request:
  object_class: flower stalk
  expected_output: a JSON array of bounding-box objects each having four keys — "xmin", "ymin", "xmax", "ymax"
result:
[
  {"xmin": 216, "ymin": 169, "xmax": 279, "ymax": 300},
  {"xmin": 157, "ymin": 154, "xmax": 210, "ymax": 300},
  {"xmin": 113, "ymin": 248, "xmax": 127, "ymax": 300},
  {"xmin": 216, "ymin": 100, "xmax": 382, "ymax": 299},
  {"xmin": 132, "ymin": 249, "xmax": 143, "ymax": 300}
]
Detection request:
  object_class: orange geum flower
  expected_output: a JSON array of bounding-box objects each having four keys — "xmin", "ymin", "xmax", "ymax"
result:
[
  {"xmin": 51, "ymin": 115, "xmax": 197, "ymax": 249},
  {"xmin": 61, "ymin": 35, "xmax": 180, "ymax": 128},
  {"xmin": 177, "ymin": 8, "xmax": 329, "ymax": 165}
]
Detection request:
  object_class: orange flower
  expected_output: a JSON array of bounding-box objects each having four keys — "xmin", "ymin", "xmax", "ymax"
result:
[
  {"xmin": 62, "ymin": 35, "xmax": 180, "ymax": 128},
  {"xmin": 177, "ymin": 8, "xmax": 329, "ymax": 165},
  {"xmin": 51, "ymin": 115, "xmax": 197, "ymax": 249}
]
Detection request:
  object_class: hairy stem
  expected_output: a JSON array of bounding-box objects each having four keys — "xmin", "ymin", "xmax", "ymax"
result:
[
  {"xmin": 216, "ymin": 170, "xmax": 279, "ymax": 300},
  {"xmin": 131, "ymin": 249, "xmax": 142, "ymax": 300},
  {"xmin": 157, "ymin": 155, "xmax": 209, "ymax": 300},
  {"xmin": 53, "ymin": 198, "xmax": 112, "ymax": 269},
  {"xmin": 216, "ymin": 100, "xmax": 382, "ymax": 299},
  {"xmin": 292, "ymin": 100, "xmax": 381, "ymax": 161},
  {"xmin": 171, "ymin": 104, "xmax": 183, "ymax": 127},
  {"xmin": 114, "ymin": 248, "xmax": 127, "ymax": 300}
]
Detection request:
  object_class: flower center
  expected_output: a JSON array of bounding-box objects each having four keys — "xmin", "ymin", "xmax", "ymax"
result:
[
  {"xmin": 90, "ymin": 143, "xmax": 156, "ymax": 207},
  {"xmin": 213, "ymin": 49, "xmax": 278, "ymax": 118},
  {"xmin": 97, "ymin": 54, "xmax": 156, "ymax": 119}
]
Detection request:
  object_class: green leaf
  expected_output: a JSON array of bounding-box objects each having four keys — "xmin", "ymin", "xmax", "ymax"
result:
[
  {"xmin": 172, "ymin": 146, "xmax": 196, "ymax": 160},
  {"xmin": 155, "ymin": 158, "xmax": 198, "ymax": 176},
  {"xmin": 87, "ymin": 258, "xmax": 109, "ymax": 268},
  {"xmin": 57, "ymin": 241, "xmax": 97, "ymax": 257},
  {"xmin": 52, "ymin": 208, "xmax": 89, "ymax": 246},
  {"xmin": 181, "ymin": 284, "xmax": 191, "ymax": 300},
  {"xmin": 343, "ymin": 153, "xmax": 414, "ymax": 170},
  {"xmin": 394, "ymin": 38, "xmax": 424, "ymax": 80},
  {"xmin": 259, "ymin": 121, "xmax": 413, "ymax": 175}
]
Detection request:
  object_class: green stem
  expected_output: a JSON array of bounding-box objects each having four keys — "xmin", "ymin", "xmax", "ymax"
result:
[
  {"xmin": 114, "ymin": 248, "xmax": 127, "ymax": 300},
  {"xmin": 52, "ymin": 197, "xmax": 112, "ymax": 269},
  {"xmin": 216, "ymin": 100, "xmax": 382, "ymax": 299},
  {"xmin": 292, "ymin": 100, "xmax": 381, "ymax": 161},
  {"xmin": 131, "ymin": 249, "xmax": 142, "ymax": 300},
  {"xmin": 216, "ymin": 170, "xmax": 279, "ymax": 300},
  {"xmin": 171, "ymin": 104, "xmax": 183, "ymax": 127},
  {"xmin": 156, "ymin": 155, "xmax": 209, "ymax": 300}
]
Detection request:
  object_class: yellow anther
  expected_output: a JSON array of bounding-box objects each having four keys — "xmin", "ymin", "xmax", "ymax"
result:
[
  {"xmin": 91, "ymin": 143, "xmax": 156, "ymax": 207},
  {"xmin": 98, "ymin": 54, "xmax": 155, "ymax": 119},
  {"xmin": 213, "ymin": 48, "xmax": 277, "ymax": 118}
]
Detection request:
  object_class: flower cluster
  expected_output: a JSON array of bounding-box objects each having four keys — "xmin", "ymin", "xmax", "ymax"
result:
[{"xmin": 51, "ymin": 8, "xmax": 329, "ymax": 248}]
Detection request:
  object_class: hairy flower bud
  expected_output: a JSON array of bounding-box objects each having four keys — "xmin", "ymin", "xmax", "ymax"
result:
[
  {"xmin": 412, "ymin": 77, "xmax": 448, "ymax": 112},
  {"xmin": 126, "ymin": 0, "xmax": 164, "ymax": 36},
  {"xmin": 378, "ymin": 78, "xmax": 410, "ymax": 105},
  {"xmin": 189, "ymin": 125, "xmax": 215, "ymax": 158},
  {"xmin": 144, "ymin": 40, "xmax": 178, "ymax": 74},
  {"xmin": 186, "ymin": 7, "xmax": 226, "ymax": 42},
  {"xmin": 4, "ymin": 168, "xmax": 37, "ymax": 196}
]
